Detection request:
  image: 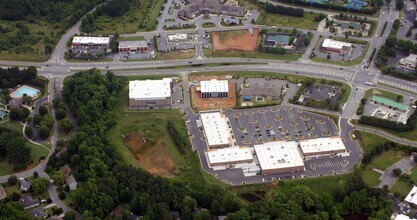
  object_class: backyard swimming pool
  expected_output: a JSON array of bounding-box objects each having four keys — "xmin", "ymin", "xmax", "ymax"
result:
[{"xmin": 10, "ymin": 85, "xmax": 40, "ymax": 99}]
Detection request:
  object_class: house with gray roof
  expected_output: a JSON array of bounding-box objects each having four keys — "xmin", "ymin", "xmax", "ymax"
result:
[
  {"xmin": 66, "ymin": 175, "xmax": 78, "ymax": 191},
  {"xmin": 20, "ymin": 178, "xmax": 30, "ymax": 192},
  {"xmin": 20, "ymin": 195, "xmax": 40, "ymax": 210},
  {"xmin": 28, "ymin": 207, "xmax": 48, "ymax": 218}
]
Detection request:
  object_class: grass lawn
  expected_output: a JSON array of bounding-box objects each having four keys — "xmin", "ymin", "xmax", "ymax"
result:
[
  {"xmin": 204, "ymin": 50, "xmax": 302, "ymax": 61},
  {"xmin": 368, "ymin": 150, "xmax": 407, "ymax": 171},
  {"xmin": 361, "ymin": 169, "xmax": 381, "ymax": 187},
  {"xmin": 364, "ymin": 88, "xmax": 403, "ymax": 102},
  {"xmin": 92, "ymin": 0, "xmax": 164, "ymax": 34},
  {"xmin": 276, "ymin": 174, "xmax": 351, "ymax": 195},
  {"xmin": 356, "ymin": 131, "xmax": 390, "ymax": 155},
  {"xmin": 0, "ymin": 120, "xmax": 49, "ymax": 175},
  {"xmin": 256, "ymin": 12, "xmax": 320, "ymax": 30},
  {"xmin": 156, "ymin": 50, "xmax": 195, "ymax": 60},
  {"xmin": 202, "ymin": 22, "xmax": 216, "ymax": 28},
  {"xmin": 391, "ymin": 166, "xmax": 417, "ymax": 199}
]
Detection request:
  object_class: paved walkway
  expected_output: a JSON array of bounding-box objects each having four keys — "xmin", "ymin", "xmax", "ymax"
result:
[{"xmin": 379, "ymin": 156, "xmax": 415, "ymax": 188}]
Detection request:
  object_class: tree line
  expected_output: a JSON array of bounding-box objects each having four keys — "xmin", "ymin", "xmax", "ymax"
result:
[
  {"xmin": 265, "ymin": 2, "xmax": 304, "ymax": 17},
  {"xmin": 166, "ymin": 121, "xmax": 186, "ymax": 154},
  {"xmin": 266, "ymin": 0, "xmax": 378, "ymax": 15}
]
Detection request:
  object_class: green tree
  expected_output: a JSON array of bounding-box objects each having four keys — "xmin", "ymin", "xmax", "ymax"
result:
[
  {"xmin": 60, "ymin": 119, "xmax": 73, "ymax": 133},
  {"xmin": 226, "ymin": 208, "xmax": 250, "ymax": 220},
  {"xmin": 63, "ymin": 211, "xmax": 76, "ymax": 220},
  {"xmin": 194, "ymin": 210, "xmax": 211, "ymax": 220},
  {"xmin": 59, "ymin": 192, "xmax": 66, "ymax": 200},
  {"xmin": 24, "ymin": 126, "xmax": 33, "ymax": 137},
  {"xmin": 52, "ymin": 170, "xmax": 66, "ymax": 184},
  {"xmin": 393, "ymin": 168, "xmax": 402, "ymax": 176},
  {"xmin": 7, "ymin": 175, "xmax": 17, "ymax": 185},
  {"xmin": 39, "ymin": 105, "xmax": 48, "ymax": 116},
  {"xmin": 31, "ymin": 178, "xmax": 49, "ymax": 194},
  {"xmin": 33, "ymin": 114, "xmax": 43, "ymax": 126},
  {"xmin": 41, "ymin": 114, "xmax": 54, "ymax": 129},
  {"xmin": 39, "ymin": 126, "xmax": 50, "ymax": 139}
]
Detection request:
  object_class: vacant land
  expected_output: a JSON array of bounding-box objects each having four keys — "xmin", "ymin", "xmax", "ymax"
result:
[
  {"xmin": 212, "ymin": 29, "xmax": 259, "ymax": 52},
  {"xmin": 364, "ymin": 88, "xmax": 403, "ymax": 102},
  {"xmin": 256, "ymin": 12, "xmax": 321, "ymax": 30},
  {"xmin": 92, "ymin": 0, "xmax": 164, "ymax": 34},
  {"xmin": 190, "ymin": 81, "xmax": 236, "ymax": 111},
  {"xmin": 156, "ymin": 50, "xmax": 195, "ymax": 60},
  {"xmin": 204, "ymin": 49, "xmax": 301, "ymax": 61}
]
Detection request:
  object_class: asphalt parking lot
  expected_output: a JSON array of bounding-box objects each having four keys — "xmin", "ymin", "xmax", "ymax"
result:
[{"xmin": 224, "ymin": 106, "xmax": 339, "ymax": 146}]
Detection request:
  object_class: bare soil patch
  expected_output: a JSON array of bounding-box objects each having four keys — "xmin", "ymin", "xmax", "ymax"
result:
[
  {"xmin": 123, "ymin": 133, "xmax": 177, "ymax": 178},
  {"xmin": 212, "ymin": 29, "xmax": 259, "ymax": 52}
]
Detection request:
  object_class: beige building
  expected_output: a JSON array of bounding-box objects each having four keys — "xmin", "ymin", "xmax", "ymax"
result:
[
  {"xmin": 207, "ymin": 147, "xmax": 253, "ymax": 166},
  {"xmin": 200, "ymin": 110, "xmax": 233, "ymax": 148},
  {"xmin": 254, "ymin": 141, "xmax": 305, "ymax": 175},
  {"xmin": 129, "ymin": 78, "xmax": 172, "ymax": 109},
  {"xmin": 298, "ymin": 137, "xmax": 347, "ymax": 157},
  {"xmin": 399, "ymin": 54, "xmax": 417, "ymax": 69}
]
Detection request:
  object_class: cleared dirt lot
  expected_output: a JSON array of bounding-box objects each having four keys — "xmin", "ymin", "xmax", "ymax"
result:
[
  {"xmin": 123, "ymin": 132, "xmax": 176, "ymax": 178},
  {"xmin": 212, "ymin": 29, "xmax": 259, "ymax": 52},
  {"xmin": 191, "ymin": 81, "xmax": 236, "ymax": 111}
]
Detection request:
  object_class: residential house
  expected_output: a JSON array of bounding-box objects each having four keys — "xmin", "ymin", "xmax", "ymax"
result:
[
  {"xmin": 20, "ymin": 178, "xmax": 30, "ymax": 192},
  {"xmin": 20, "ymin": 195, "xmax": 40, "ymax": 210},
  {"xmin": 28, "ymin": 207, "xmax": 48, "ymax": 218},
  {"xmin": 66, "ymin": 175, "xmax": 78, "ymax": 191}
]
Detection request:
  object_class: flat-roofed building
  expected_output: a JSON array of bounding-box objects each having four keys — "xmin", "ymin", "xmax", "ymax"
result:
[
  {"xmin": 298, "ymin": 137, "xmax": 347, "ymax": 157},
  {"xmin": 129, "ymin": 78, "xmax": 172, "ymax": 109},
  {"xmin": 321, "ymin": 39, "xmax": 352, "ymax": 53},
  {"xmin": 264, "ymin": 34, "xmax": 290, "ymax": 46},
  {"xmin": 207, "ymin": 147, "xmax": 253, "ymax": 166},
  {"xmin": 167, "ymin": 33, "xmax": 188, "ymax": 43},
  {"xmin": 118, "ymin": 40, "xmax": 149, "ymax": 53},
  {"xmin": 200, "ymin": 110, "xmax": 232, "ymax": 148},
  {"xmin": 405, "ymin": 186, "xmax": 417, "ymax": 208},
  {"xmin": 71, "ymin": 36, "xmax": 110, "ymax": 49},
  {"xmin": 371, "ymin": 96, "xmax": 409, "ymax": 112},
  {"xmin": 394, "ymin": 214, "xmax": 417, "ymax": 220},
  {"xmin": 254, "ymin": 141, "xmax": 305, "ymax": 175},
  {"xmin": 400, "ymin": 54, "xmax": 417, "ymax": 69},
  {"xmin": 200, "ymin": 79, "xmax": 229, "ymax": 98}
]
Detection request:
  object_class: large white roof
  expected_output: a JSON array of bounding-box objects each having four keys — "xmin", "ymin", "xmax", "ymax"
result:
[
  {"xmin": 200, "ymin": 111, "xmax": 232, "ymax": 147},
  {"xmin": 395, "ymin": 214, "xmax": 416, "ymax": 220},
  {"xmin": 321, "ymin": 39, "xmax": 352, "ymax": 50},
  {"xmin": 168, "ymin": 33, "xmax": 187, "ymax": 41},
  {"xmin": 254, "ymin": 141, "xmax": 304, "ymax": 171},
  {"xmin": 299, "ymin": 137, "xmax": 346, "ymax": 155},
  {"xmin": 129, "ymin": 78, "xmax": 172, "ymax": 99},
  {"xmin": 118, "ymin": 40, "xmax": 148, "ymax": 48},
  {"xmin": 72, "ymin": 36, "xmax": 110, "ymax": 45},
  {"xmin": 405, "ymin": 186, "xmax": 417, "ymax": 206},
  {"xmin": 200, "ymin": 79, "xmax": 229, "ymax": 93},
  {"xmin": 207, "ymin": 147, "xmax": 253, "ymax": 165}
]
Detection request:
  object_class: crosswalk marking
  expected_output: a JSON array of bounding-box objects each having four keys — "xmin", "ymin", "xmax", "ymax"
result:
[
  {"xmin": 378, "ymin": 79, "xmax": 417, "ymax": 92},
  {"xmin": 69, "ymin": 65, "xmax": 160, "ymax": 71},
  {"xmin": 250, "ymin": 65, "xmax": 351, "ymax": 79}
]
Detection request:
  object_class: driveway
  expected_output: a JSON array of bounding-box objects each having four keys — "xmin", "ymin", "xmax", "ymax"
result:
[{"xmin": 379, "ymin": 156, "xmax": 416, "ymax": 188}]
